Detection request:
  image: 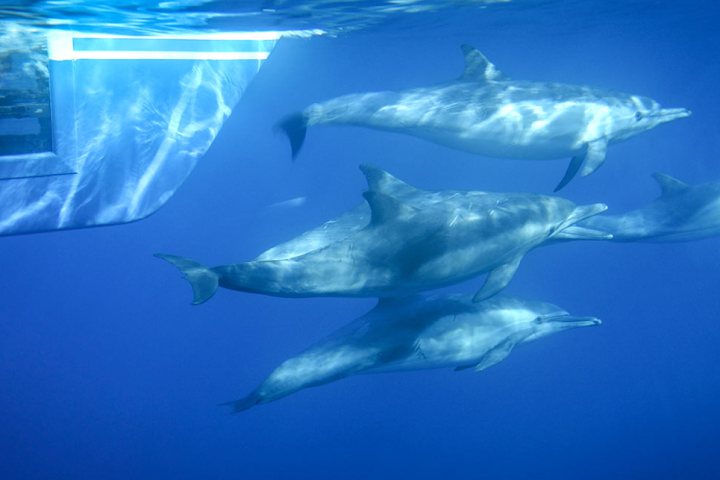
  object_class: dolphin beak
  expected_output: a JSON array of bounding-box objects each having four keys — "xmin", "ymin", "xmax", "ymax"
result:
[
  {"xmin": 654, "ymin": 107, "xmax": 691, "ymax": 124},
  {"xmin": 552, "ymin": 225, "xmax": 613, "ymax": 241},
  {"xmin": 553, "ymin": 203, "xmax": 609, "ymax": 240},
  {"xmin": 543, "ymin": 314, "xmax": 602, "ymax": 328}
]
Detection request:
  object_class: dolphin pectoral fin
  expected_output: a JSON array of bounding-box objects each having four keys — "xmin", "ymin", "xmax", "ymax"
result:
[
  {"xmin": 275, "ymin": 113, "xmax": 307, "ymax": 160},
  {"xmin": 474, "ymin": 331, "xmax": 534, "ymax": 372},
  {"xmin": 474, "ymin": 339, "xmax": 515, "ymax": 372},
  {"xmin": 472, "ymin": 256, "xmax": 522, "ymax": 303},
  {"xmin": 376, "ymin": 295, "xmax": 423, "ymax": 310},
  {"xmin": 218, "ymin": 393, "xmax": 261, "ymax": 413},
  {"xmin": 652, "ymin": 172, "xmax": 689, "ymax": 197},
  {"xmin": 454, "ymin": 364, "xmax": 475, "ymax": 372},
  {"xmin": 554, "ymin": 155, "xmax": 584, "ymax": 192},
  {"xmin": 579, "ymin": 138, "xmax": 608, "ymax": 177},
  {"xmin": 555, "ymin": 139, "xmax": 608, "ymax": 191},
  {"xmin": 154, "ymin": 253, "xmax": 219, "ymax": 305}
]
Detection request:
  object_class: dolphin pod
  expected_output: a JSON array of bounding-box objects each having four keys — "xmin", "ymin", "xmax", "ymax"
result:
[
  {"xmin": 156, "ymin": 44, "xmax": 705, "ymax": 411},
  {"xmin": 156, "ymin": 165, "xmax": 610, "ymax": 304},
  {"xmin": 224, "ymin": 294, "xmax": 600, "ymax": 412},
  {"xmin": 278, "ymin": 45, "xmax": 690, "ymax": 191}
]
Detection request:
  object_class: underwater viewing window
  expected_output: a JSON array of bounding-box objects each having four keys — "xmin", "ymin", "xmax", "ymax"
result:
[
  {"xmin": 0, "ymin": 37, "xmax": 55, "ymax": 167},
  {"xmin": 0, "ymin": 29, "xmax": 73, "ymax": 182}
]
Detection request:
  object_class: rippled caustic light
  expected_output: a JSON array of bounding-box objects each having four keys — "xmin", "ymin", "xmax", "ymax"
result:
[{"xmin": 0, "ymin": 30, "xmax": 279, "ymax": 236}]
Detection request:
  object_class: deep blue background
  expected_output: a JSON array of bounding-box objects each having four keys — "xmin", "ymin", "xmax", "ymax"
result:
[{"xmin": 2, "ymin": 2, "xmax": 720, "ymax": 479}]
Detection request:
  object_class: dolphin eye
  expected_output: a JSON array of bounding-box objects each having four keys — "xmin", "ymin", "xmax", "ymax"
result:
[
  {"xmin": 635, "ymin": 112, "xmax": 643, "ymax": 121},
  {"xmin": 533, "ymin": 316, "xmax": 543, "ymax": 325}
]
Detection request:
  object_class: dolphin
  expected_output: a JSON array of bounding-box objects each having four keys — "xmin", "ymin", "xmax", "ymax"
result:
[
  {"xmin": 256, "ymin": 164, "xmax": 612, "ymax": 262},
  {"xmin": 578, "ymin": 172, "xmax": 720, "ymax": 242},
  {"xmin": 278, "ymin": 45, "xmax": 690, "ymax": 191},
  {"xmin": 222, "ymin": 294, "xmax": 601, "ymax": 412},
  {"xmin": 156, "ymin": 165, "xmax": 610, "ymax": 303}
]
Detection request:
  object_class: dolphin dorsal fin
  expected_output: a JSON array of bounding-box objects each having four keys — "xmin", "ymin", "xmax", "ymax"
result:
[
  {"xmin": 459, "ymin": 44, "xmax": 505, "ymax": 82},
  {"xmin": 363, "ymin": 191, "xmax": 418, "ymax": 225},
  {"xmin": 652, "ymin": 172, "xmax": 688, "ymax": 197},
  {"xmin": 359, "ymin": 164, "xmax": 419, "ymax": 197}
]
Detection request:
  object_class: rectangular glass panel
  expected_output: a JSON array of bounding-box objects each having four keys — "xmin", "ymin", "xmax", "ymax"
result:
[{"xmin": 0, "ymin": 39, "xmax": 52, "ymax": 156}]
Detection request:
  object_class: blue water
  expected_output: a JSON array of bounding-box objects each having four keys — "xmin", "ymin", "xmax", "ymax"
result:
[{"xmin": 2, "ymin": 1, "xmax": 720, "ymax": 479}]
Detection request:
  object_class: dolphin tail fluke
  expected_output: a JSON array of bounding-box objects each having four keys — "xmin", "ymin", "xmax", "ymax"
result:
[
  {"xmin": 218, "ymin": 393, "xmax": 261, "ymax": 413},
  {"xmin": 276, "ymin": 113, "xmax": 307, "ymax": 159},
  {"xmin": 154, "ymin": 253, "xmax": 219, "ymax": 305}
]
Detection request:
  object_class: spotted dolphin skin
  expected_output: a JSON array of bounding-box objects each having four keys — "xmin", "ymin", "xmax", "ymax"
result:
[
  {"xmin": 222, "ymin": 294, "xmax": 601, "ymax": 412},
  {"xmin": 156, "ymin": 166, "xmax": 609, "ymax": 304},
  {"xmin": 578, "ymin": 173, "xmax": 720, "ymax": 242},
  {"xmin": 279, "ymin": 45, "xmax": 690, "ymax": 191}
]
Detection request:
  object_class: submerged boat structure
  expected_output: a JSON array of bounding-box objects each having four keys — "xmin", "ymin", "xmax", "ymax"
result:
[{"xmin": 0, "ymin": 29, "xmax": 279, "ymax": 236}]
